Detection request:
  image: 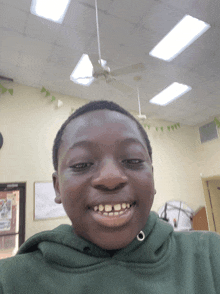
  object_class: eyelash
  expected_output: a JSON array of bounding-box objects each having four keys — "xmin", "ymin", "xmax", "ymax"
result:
[{"xmin": 70, "ymin": 159, "xmax": 144, "ymax": 171}]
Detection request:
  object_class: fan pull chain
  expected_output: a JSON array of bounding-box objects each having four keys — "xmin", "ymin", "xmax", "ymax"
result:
[{"xmin": 95, "ymin": 0, "xmax": 102, "ymax": 63}]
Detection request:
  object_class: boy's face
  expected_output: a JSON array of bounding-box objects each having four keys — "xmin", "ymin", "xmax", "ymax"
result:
[{"xmin": 53, "ymin": 110, "xmax": 155, "ymax": 250}]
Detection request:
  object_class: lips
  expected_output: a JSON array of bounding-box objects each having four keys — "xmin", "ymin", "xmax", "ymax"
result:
[{"xmin": 89, "ymin": 203, "xmax": 135, "ymax": 228}]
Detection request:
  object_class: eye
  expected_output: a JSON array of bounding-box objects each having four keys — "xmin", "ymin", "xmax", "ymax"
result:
[
  {"xmin": 123, "ymin": 159, "xmax": 144, "ymax": 165},
  {"xmin": 70, "ymin": 163, "xmax": 93, "ymax": 171}
]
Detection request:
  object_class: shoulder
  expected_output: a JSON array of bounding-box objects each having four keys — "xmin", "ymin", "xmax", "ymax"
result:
[
  {"xmin": 0, "ymin": 250, "xmax": 42, "ymax": 279},
  {"xmin": 0, "ymin": 252, "xmax": 43, "ymax": 293},
  {"xmin": 172, "ymin": 230, "xmax": 220, "ymax": 255}
]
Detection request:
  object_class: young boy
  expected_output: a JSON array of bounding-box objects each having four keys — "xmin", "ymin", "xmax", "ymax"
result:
[{"xmin": 0, "ymin": 100, "xmax": 220, "ymax": 293}]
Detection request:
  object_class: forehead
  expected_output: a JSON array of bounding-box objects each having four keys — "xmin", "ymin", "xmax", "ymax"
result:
[{"xmin": 60, "ymin": 110, "xmax": 146, "ymax": 151}]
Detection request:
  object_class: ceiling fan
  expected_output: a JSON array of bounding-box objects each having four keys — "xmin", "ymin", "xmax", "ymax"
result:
[{"xmin": 71, "ymin": 0, "xmax": 146, "ymax": 94}]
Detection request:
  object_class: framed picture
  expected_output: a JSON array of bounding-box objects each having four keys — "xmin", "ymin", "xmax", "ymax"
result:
[{"xmin": 34, "ymin": 182, "xmax": 66, "ymax": 220}]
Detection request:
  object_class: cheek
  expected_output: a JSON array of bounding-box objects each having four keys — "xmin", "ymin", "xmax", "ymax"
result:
[
  {"xmin": 133, "ymin": 170, "xmax": 154, "ymax": 190},
  {"xmin": 59, "ymin": 174, "xmax": 87, "ymax": 209}
]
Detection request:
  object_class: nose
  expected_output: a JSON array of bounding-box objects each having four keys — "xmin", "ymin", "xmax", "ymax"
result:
[{"xmin": 92, "ymin": 159, "xmax": 127, "ymax": 191}]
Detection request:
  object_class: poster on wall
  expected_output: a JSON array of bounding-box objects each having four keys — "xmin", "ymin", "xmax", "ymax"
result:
[
  {"xmin": 0, "ymin": 198, "xmax": 12, "ymax": 232},
  {"xmin": 34, "ymin": 182, "xmax": 66, "ymax": 220}
]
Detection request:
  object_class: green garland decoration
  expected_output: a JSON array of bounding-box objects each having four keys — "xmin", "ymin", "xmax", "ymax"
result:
[
  {"xmin": 0, "ymin": 83, "xmax": 13, "ymax": 95},
  {"xmin": 40, "ymin": 86, "xmax": 75, "ymax": 115},
  {"xmin": 142, "ymin": 121, "xmax": 180, "ymax": 132},
  {"xmin": 41, "ymin": 86, "xmax": 56, "ymax": 102}
]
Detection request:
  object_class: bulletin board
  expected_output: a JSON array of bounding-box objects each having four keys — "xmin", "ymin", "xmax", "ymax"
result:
[{"xmin": 34, "ymin": 182, "xmax": 66, "ymax": 220}]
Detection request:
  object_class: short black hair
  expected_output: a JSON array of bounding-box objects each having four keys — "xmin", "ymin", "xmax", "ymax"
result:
[{"xmin": 52, "ymin": 100, "xmax": 152, "ymax": 171}]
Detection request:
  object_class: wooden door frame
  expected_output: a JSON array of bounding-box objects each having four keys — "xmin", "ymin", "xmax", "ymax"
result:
[
  {"xmin": 0, "ymin": 182, "xmax": 26, "ymax": 247},
  {"xmin": 201, "ymin": 175, "xmax": 220, "ymax": 232}
]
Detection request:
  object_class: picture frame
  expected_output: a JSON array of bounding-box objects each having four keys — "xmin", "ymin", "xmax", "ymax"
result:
[{"xmin": 34, "ymin": 182, "xmax": 66, "ymax": 220}]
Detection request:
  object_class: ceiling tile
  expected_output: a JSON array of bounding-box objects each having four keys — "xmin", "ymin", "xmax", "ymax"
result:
[
  {"xmin": 206, "ymin": 80, "xmax": 220, "ymax": 96},
  {"xmin": 0, "ymin": 0, "xmax": 32, "ymax": 12},
  {"xmin": 185, "ymin": 0, "xmax": 219, "ymax": 25},
  {"xmin": 0, "ymin": 62, "xmax": 19, "ymax": 80},
  {"xmin": 108, "ymin": 0, "xmax": 155, "ymax": 24},
  {"xmin": 160, "ymin": 0, "xmax": 196, "ymax": 11},
  {"xmin": 142, "ymin": 2, "xmax": 184, "ymax": 37},
  {"xmin": 191, "ymin": 90, "xmax": 220, "ymax": 108},
  {"xmin": 88, "ymin": 14, "xmax": 146, "ymax": 64},
  {"xmin": 191, "ymin": 43, "xmax": 220, "ymax": 84},
  {"xmin": 25, "ymin": 14, "xmax": 61, "ymax": 44},
  {"xmin": 77, "ymin": 0, "xmax": 114, "ymax": 12},
  {"xmin": 41, "ymin": 64, "xmax": 74, "ymax": 84},
  {"xmin": 12, "ymin": 66, "xmax": 43, "ymax": 88},
  {"xmin": 0, "ymin": 28, "xmax": 24, "ymax": 50},
  {"xmin": 17, "ymin": 52, "xmax": 46, "ymax": 72},
  {"xmin": 0, "ymin": 48, "xmax": 21, "ymax": 66},
  {"xmin": 47, "ymin": 45, "xmax": 81, "ymax": 68},
  {"xmin": 175, "ymin": 69, "xmax": 210, "ymax": 89},
  {"xmin": 0, "ymin": 28, "xmax": 23, "ymax": 65},
  {"xmin": 62, "ymin": 0, "xmax": 96, "ymax": 36},
  {"xmin": 0, "ymin": 3, "xmax": 28, "ymax": 34},
  {"xmin": 19, "ymin": 36, "xmax": 53, "ymax": 57},
  {"xmin": 55, "ymin": 26, "xmax": 93, "ymax": 52}
]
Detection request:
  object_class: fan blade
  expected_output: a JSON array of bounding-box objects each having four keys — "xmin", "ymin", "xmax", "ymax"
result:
[
  {"xmin": 89, "ymin": 54, "xmax": 103, "ymax": 72},
  {"xmin": 110, "ymin": 63, "xmax": 145, "ymax": 77},
  {"xmin": 106, "ymin": 78, "xmax": 135, "ymax": 94}
]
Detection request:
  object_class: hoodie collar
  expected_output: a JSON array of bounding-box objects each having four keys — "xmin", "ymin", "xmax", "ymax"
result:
[{"xmin": 18, "ymin": 211, "xmax": 173, "ymax": 266}]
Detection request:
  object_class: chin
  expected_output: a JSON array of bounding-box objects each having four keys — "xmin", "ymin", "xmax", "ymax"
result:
[{"xmin": 92, "ymin": 228, "xmax": 137, "ymax": 250}]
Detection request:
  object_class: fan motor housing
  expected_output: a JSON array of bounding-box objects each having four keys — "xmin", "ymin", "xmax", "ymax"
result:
[{"xmin": 93, "ymin": 70, "xmax": 109, "ymax": 79}]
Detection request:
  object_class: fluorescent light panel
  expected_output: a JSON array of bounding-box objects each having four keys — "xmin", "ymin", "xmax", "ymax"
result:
[
  {"xmin": 70, "ymin": 54, "xmax": 94, "ymax": 86},
  {"xmin": 149, "ymin": 82, "xmax": 192, "ymax": 106},
  {"xmin": 149, "ymin": 15, "xmax": 210, "ymax": 61},
  {"xmin": 70, "ymin": 54, "xmax": 107, "ymax": 86},
  {"xmin": 30, "ymin": 0, "xmax": 71, "ymax": 23}
]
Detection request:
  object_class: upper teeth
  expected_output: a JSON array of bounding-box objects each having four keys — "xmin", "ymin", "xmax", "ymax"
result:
[{"xmin": 93, "ymin": 203, "xmax": 131, "ymax": 212}]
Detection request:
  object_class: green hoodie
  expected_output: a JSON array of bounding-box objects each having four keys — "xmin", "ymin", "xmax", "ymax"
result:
[{"xmin": 0, "ymin": 211, "xmax": 220, "ymax": 293}]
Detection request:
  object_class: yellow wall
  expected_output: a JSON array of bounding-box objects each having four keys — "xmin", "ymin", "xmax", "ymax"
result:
[
  {"xmin": 195, "ymin": 128, "xmax": 220, "ymax": 178},
  {"xmin": 1, "ymin": 83, "xmax": 219, "ymax": 240}
]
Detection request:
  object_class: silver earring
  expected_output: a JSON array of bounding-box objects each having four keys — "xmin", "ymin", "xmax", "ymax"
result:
[{"xmin": 137, "ymin": 230, "xmax": 145, "ymax": 241}]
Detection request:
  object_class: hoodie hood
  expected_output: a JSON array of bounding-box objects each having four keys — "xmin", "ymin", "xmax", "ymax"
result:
[{"xmin": 17, "ymin": 211, "xmax": 173, "ymax": 268}]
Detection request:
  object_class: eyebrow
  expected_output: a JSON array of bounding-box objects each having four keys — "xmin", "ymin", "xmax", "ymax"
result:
[{"xmin": 70, "ymin": 138, "xmax": 146, "ymax": 151}]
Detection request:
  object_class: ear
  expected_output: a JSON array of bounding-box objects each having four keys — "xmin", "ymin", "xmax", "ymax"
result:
[
  {"xmin": 151, "ymin": 166, "xmax": 156, "ymax": 195},
  {"xmin": 52, "ymin": 171, "xmax": 62, "ymax": 204}
]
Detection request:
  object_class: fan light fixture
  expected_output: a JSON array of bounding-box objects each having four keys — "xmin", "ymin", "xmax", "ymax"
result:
[
  {"xmin": 149, "ymin": 82, "xmax": 192, "ymax": 106},
  {"xmin": 70, "ymin": 54, "xmax": 107, "ymax": 86},
  {"xmin": 149, "ymin": 15, "xmax": 210, "ymax": 61},
  {"xmin": 30, "ymin": 0, "xmax": 71, "ymax": 24}
]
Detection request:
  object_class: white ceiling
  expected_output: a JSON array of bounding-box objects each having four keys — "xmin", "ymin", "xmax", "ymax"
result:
[{"xmin": 1, "ymin": 0, "xmax": 220, "ymax": 126}]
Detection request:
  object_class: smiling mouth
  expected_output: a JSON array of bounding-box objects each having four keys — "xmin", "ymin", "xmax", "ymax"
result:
[
  {"xmin": 89, "ymin": 202, "xmax": 136, "ymax": 215},
  {"xmin": 89, "ymin": 202, "xmax": 136, "ymax": 227}
]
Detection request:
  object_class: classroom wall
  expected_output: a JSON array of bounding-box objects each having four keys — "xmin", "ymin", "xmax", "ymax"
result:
[
  {"xmin": 195, "ymin": 128, "xmax": 220, "ymax": 178},
  {"xmin": 1, "ymin": 83, "xmax": 219, "ymax": 240}
]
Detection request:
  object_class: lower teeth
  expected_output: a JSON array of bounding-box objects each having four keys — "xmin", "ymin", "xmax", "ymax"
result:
[{"xmin": 99, "ymin": 208, "xmax": 128, "ymax": 216}]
